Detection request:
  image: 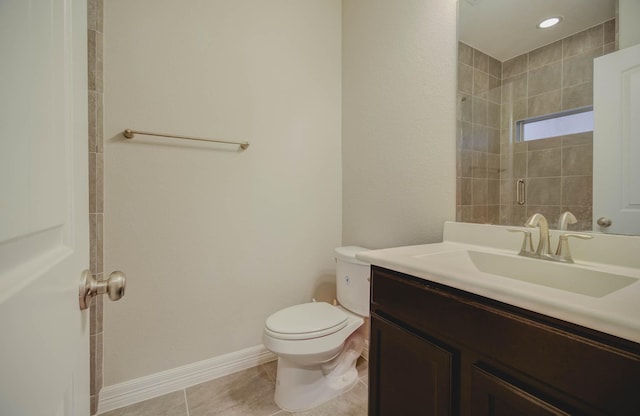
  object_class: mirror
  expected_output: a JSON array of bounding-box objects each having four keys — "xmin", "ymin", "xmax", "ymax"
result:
[{"xmin": 456, "ymin": 0, "xmax": 623, "ymax": 232}]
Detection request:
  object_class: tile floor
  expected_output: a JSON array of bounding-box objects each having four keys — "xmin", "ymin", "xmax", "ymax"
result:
[{"xmin": 101, "ymin": 357, "xmax": 368, "ymax": 416}]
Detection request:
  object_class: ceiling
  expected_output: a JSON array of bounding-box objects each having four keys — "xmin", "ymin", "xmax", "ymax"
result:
[{"xmin": 459, "ymin": 0, "xmax": 616, "ymax": 62}]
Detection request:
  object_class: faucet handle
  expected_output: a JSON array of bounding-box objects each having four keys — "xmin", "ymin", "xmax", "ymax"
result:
[
  {"xmin": 555, "ymin": 233, "xmax": 594, "ymax": 263},
  {"xmin": 559, "ymin": 233, "xmax": 593, "ymax": 240},
  {"xmin": 507, "ymin": 229, "xmax": 534, "ymax": 255}
]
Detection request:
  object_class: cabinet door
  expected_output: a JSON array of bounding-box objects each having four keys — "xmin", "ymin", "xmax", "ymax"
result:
[
  {"xmin": 471, "ymin": 366, "xmax": 571, "ymax": 416},
  {"xmin": 369, "ymin": 315, "xmax": 454, "ymax": 416}
]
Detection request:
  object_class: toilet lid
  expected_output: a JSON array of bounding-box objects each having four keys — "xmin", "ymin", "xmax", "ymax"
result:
[{"xmin": 265, "ymin": 302, "xmax": 348, "ymax": 340}]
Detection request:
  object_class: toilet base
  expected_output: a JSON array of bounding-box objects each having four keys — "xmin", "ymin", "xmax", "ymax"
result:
[{"xmin": 273, "ymin": 331, "xmax": 364, "ymax": 412}]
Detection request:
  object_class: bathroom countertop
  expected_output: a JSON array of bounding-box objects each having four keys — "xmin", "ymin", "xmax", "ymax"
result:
[{"xmin": 357, "ymin": 222, "xmax": 640, "ymax": 345}]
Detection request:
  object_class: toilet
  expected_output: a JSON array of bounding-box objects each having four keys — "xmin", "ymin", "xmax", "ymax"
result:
[{"xmin": 262, "ymin": 246, "xmax": 370, "ymax": 412}]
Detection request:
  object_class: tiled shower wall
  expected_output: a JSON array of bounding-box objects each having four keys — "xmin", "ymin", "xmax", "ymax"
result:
[
  {"xmin": 88, "ymin": 0, "xmax": 104, "ymax": 414},
  {"xmin": 456, "ymin": 42, "xmax": 502, "ymax": 224},
  {"xmin": 457, "ymin": 19, "xmax": 616, "ymax": 230}
]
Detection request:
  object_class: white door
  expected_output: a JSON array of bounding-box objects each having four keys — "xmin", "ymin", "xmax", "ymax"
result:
[
  {"xmin": 0, "ymin": 0, "xmax": 90, "ymax": 415},
  {"xmin": 593, "ymin": 43, "xmax": 640, "ymax": 235}
]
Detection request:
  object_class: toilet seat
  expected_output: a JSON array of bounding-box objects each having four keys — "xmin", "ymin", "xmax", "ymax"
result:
[{"xmin": 265, "ymin": 302, "xmax": 348, "ymax": 340}]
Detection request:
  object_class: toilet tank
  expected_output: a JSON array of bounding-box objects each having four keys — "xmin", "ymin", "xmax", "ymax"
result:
[{"xmin": 335, "ymin": 246, "xmax": 371, "ymax": 317}]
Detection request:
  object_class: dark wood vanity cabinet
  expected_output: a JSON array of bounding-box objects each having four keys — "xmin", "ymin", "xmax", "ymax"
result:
[
  {"xmin": 368, "ymin": 266, "xmax": 640, "ymax": 416},
  {"xmin": 370, "ymin": 315, "xmax": 454, "ymax": 415}
]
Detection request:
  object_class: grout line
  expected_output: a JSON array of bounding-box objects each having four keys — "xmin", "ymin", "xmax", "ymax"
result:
[{"xmin": 183, "ymin": 389, "xmax": 190, "ymax": 416}]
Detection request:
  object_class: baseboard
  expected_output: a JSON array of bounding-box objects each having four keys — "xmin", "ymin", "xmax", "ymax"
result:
[{"xmin": 97, "ymin": 345, "xmax": 276, "ymax": 414}]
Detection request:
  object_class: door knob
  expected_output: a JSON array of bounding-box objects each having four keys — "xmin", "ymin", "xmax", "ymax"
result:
[
  {"xmin": 596, "ymin": 217, "xmax": 612, "ymax": 228},
  {"xmin": 79, "ymin": 270, "xmax": 126, "ymax": 310}
]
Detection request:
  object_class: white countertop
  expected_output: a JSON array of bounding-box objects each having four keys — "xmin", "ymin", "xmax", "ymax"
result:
[{"xmin": 356, "ymin": 222, "xmax": 640, "ymax": 344}]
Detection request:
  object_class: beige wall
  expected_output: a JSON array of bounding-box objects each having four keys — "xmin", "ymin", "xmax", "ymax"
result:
[
  {"xmin": 342, "ymin": 0, "xmax": 457, "ymax": 249},
  {"xmin": 104, "ymin": 0, "xmax": 458, "ymax": 387},
  {"xmin": 103, "ymin": 0, "xmax": 342, "ymax": 385},
  {"xmin": 619, "ymin": 0, "xmax": 640, "ymax": 48}
]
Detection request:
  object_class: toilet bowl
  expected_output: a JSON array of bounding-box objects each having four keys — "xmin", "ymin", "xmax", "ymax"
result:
[{"xmin": 262, "ymin": 246, "xmax": 370, "ymax": 412}]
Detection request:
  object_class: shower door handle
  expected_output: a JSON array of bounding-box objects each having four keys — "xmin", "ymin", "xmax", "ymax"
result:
[
  {"xmin": 79, "ymin": 270, "xmax": 127, "ymax": 310},
  {"xmin": 516, "ymin": 179, "xmax": 526, "ymax": 205}
]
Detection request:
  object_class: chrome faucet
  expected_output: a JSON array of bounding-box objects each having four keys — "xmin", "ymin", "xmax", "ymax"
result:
[{"xmin": 525, "ymin": 213, "xmax": 551, "ymax": 256}]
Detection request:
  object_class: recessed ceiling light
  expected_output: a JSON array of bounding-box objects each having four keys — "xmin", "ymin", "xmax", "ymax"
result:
[{"xmin": 537, "ymin": 17, "xmax": 562, "ymax": 29}]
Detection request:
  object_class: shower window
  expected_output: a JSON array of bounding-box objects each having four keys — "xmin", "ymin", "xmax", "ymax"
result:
[{"xmin": 516, "ymin": 106, "xmax": 593, "ymax": 142}]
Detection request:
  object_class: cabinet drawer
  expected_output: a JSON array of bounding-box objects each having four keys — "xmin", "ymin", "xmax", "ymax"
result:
[
  {"xmin": 371, "ymin": 266, "xmax": 640, "ymax": 414},
  {"xmin": 471, "ymin": 366, "xmax": 571, "ymax": 416}
]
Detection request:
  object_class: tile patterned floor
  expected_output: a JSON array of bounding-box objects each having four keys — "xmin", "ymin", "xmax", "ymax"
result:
[{"xmin": 101, "ymin": 357, "xmax": 368, "ymax": 416}]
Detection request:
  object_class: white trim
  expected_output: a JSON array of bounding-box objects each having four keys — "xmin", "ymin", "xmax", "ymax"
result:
[{"xmin": 97, "ymin": 345, "xmax": 276, "ymax": 414}]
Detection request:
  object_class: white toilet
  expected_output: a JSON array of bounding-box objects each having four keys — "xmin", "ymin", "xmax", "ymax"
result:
[{"xmin": 262, "ymin": 246, "xmax": 370, "ymax": 412}]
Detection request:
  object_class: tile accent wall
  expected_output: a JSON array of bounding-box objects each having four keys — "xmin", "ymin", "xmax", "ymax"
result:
[
  {"xmin": 456, "ymin": 42, "xmax": 502, "ymax": 224},
  {"xmin": 457, "ymin": 19, "xmax": 616, "ymax": 231},
  {"xmin": 88, "ymin": 0, "xmax": 104, "ymax": 414},
  {"xmin": 505, "ymin": 133, "xmax": 594, "ymax": 230}
]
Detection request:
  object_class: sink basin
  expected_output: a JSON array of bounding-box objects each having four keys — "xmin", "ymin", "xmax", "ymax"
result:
[{"xmin": 414, "ymin": 250, "xmax": 638, "ymax": 298}]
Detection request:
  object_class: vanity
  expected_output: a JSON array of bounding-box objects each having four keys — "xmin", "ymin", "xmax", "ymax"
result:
[{"xmin": 357, "ymin": 222, "xmax": 640, "ymax": 415}]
